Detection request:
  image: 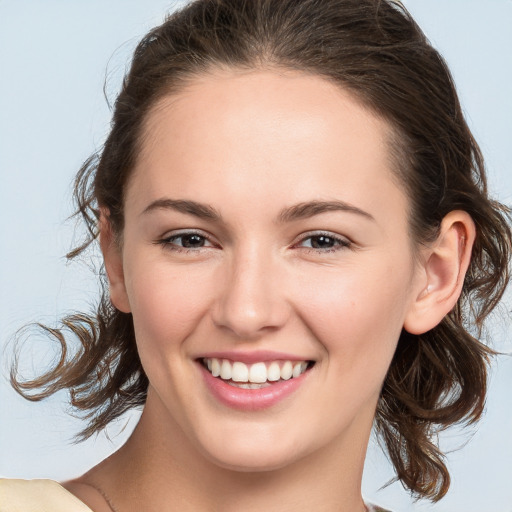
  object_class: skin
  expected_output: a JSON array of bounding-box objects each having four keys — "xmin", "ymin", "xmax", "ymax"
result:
[{"xmin": 64, "ymin": 69, "xmax": 475, "ymax": 512}]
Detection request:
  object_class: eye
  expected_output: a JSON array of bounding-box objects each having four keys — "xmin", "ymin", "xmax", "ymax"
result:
[
  {"xmin": 156, "ymin": 231, "xmax": 216, "ymax": 251},
  {"xmin": 296, "ymin": 232, "xmax": 351, "ymax": 252}
]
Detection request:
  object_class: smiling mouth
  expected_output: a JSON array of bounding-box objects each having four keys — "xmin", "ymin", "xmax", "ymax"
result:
[{"xmin": 201, "ymin": 358, "xmax": 314, "ymax": 389}]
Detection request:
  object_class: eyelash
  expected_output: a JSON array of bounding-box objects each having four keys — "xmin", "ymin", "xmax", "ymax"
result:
[
  {"xmin": 154, "ymin": 230, "xmax": 352, "ymax": 254},
  {"xmin": 294, "ymin": 231, "xmax": 352, "ymax": 253},
  {"xmin": 155, "ymin": 230, "xmax": 216, "ymax": 253}
]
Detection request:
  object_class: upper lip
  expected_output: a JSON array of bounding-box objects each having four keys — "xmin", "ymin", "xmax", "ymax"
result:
[{"xmin": 195, "ymin": 350, "xmax": 313, "ymax": 364}]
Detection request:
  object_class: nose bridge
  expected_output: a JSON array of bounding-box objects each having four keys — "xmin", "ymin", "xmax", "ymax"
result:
[{"xmin": 212, "ymin": 240, "xmax": 288, "ymax": 338}]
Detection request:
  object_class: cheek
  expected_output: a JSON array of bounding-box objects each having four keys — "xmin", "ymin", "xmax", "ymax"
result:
[
  {"xmin": 294, "ymin": 256, "xmax": 413, "ymax": 375},
  {"xmin": 124, "ymin": 258, "xmax": 216, "ymax": 355}
]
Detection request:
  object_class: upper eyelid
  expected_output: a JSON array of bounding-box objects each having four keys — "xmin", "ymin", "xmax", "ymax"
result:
[
  {"xmin": 156, "ymin": 229, "xmax": 351, "ymax": 247},
  {"xmin": 156, "ymin": 229, "xmax": 218, "ymax": 249},
  {"xmin": 160, "ymin": 228, "xmax": 213, "ymax": 240},
  {"xmin": 293, "ymin": 230, "xmax": 351, "ymax": 244}
]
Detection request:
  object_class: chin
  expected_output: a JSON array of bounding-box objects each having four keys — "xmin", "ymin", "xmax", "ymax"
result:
[
  {"xmin": 206, "ymin": 449, "xmax": 302, "ymax": 474},
  {"xmin": 193, "ymin": 426, "xmax": 315, "ymax": 474}
]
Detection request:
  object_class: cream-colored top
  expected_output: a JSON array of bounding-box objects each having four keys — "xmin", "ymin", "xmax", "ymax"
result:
[
  {"xmin": 0, "ymin": 478, "xmax": 390, "ymax": 511},
  {"xmin": 0, "ymin": 479, "xmax": 93, "ymax": 512}
]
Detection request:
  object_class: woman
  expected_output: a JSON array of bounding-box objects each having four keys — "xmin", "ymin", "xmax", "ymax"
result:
[{"xmin": 2, "ymin": 0, "xmax": 511, "ymax": 511}]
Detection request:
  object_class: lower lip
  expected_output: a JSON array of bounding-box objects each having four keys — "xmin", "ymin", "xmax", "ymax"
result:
[{"xmin": 199, "ymin": 363, "xmax": 310, "ymax": 411}]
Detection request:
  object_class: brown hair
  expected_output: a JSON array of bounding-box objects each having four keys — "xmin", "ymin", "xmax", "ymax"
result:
[{"xmin": 12, "ymin": 0, "xmax": 512, "ymax": 502}]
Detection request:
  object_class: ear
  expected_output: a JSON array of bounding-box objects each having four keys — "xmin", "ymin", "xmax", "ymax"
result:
[
  {"xmin": 403, "ymin": 210, "xmax": 475, "ymax": 335},
  {"xmin": 99, "ymin": 208, "xmax": 131, "ymax": 313}
]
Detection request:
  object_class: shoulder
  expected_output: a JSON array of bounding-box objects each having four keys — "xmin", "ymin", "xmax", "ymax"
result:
[{"xmin": 0, "ymin": 478, "xmax": 93, "ymax": 512}]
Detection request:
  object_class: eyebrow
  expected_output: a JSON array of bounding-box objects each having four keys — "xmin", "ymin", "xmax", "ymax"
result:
[
  {"xmin": 141, "ymin": 198, "xmax": 375, "ymax": 223},
  {"xmin": 277, "ymin": 200, "xmax": 375, "ymax": 223},
  {"xmin": 141, "ymin": 198, "xmax": 221, "ymax": 220}
]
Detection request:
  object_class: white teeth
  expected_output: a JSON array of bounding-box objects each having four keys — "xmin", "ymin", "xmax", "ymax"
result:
[
  {"xmin": 232, "ymin": 361, "xmax": 249, "ymax": 382},
  {"xmin": 267, "ymin": 361, "xmax": 281, "ymax": 382},
  {"xmin": 292, "ymin": 362, "xmax": 302, "ymax": 378},
  {"xmin": 203, "ymin": 358, "xmax": 310, "ymax": 383},
  {"xmin": 249, "ymin": 362, "xmax": 267, "ymax": 383},
  {"xmin": 211, "ymin": 358, "xmax": 221, "ymax": 377},
  {"xmin": 220, "ymin": 359, "xmax": 232, "ymax": 380},
  {"xmin": 281, "ymin": 361, "xmax": 293, "ymax": 380}
]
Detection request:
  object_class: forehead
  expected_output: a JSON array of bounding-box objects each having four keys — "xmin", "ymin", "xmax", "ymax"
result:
[{"xmin": 128, "ymin": 69, "xmax": 408, "ymax": 226}]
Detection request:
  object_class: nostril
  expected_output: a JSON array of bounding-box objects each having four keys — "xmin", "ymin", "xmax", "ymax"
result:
[{"xmin": 210, "ymin": 270, "xmax": 291, "ymax": 338}]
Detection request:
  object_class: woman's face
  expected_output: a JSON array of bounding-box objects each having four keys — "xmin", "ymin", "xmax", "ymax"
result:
[{"xmin": 113, "ymin": 69, "xmax": 424, "ymax": 471}]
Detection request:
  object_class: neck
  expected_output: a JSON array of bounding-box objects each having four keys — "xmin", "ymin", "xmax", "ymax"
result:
[{"xmin": 80, "ymin": 390, "xmax": 372, "ymax": 512}]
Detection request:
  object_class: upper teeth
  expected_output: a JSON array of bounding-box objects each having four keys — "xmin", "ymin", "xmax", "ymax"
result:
[{"xmin": 204, "ymin": 358, "xmax": 309, "ymax": 383}]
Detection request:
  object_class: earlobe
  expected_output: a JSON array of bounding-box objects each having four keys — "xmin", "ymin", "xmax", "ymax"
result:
[
  {"xmin": 99, "ymin": 209, "xmax": 131, "ymax": 313},
  {"xmin": 404, "ymin": 210, "xmax": 475, "ymax": 335}
]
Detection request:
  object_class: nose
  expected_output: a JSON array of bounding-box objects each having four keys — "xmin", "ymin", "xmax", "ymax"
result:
[{"xmin": 211, "ymin": 245, "xmax": 290, "ymax": 339}]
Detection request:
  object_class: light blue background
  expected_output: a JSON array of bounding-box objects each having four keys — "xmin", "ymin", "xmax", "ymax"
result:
[{"xmin": 1, "ymin": 2, "xmax": 511, "ymax": 511}]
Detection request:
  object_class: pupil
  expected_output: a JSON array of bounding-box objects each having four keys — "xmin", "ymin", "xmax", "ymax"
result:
[
  {"xmin": 182, "ymin": 234, "xmax": 204, "ymax": 248},
  {"xmin": 312, "ymin": 235, "xmax": 334, "ymax": 248}
]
